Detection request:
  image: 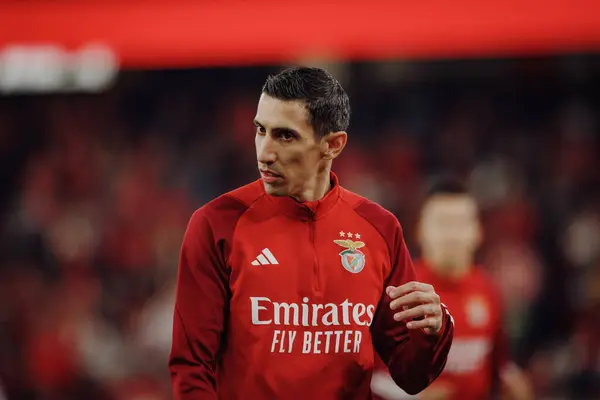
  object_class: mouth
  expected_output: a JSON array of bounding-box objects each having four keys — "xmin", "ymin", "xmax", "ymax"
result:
[{"xmin": 259, "ymin": 169, "xmax": 283, "ymax": 183}]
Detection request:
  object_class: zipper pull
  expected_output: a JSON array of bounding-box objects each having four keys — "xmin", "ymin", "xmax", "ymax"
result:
[
  {"xmin": 306, "ymin": 207, "xmax": 315, "ymax": 221},
  {"xmin": 304, "ymin": 204, "xmax": 317, "ymax": 220}
]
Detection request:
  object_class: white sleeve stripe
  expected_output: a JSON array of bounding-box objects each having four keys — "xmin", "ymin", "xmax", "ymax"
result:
[
  {"xmin": 441, "ymin": 303, "xmax": 454, "ymax": 325},
  {"xmin": 370, "ymin": 371, "xmax": 416, "ymax": 399}
]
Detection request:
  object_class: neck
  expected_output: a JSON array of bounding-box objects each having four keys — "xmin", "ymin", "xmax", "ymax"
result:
[
  {"xmin": 291, "ymin": 165, "xmax": 332, "ymax": 202},
  {"xmin": 426, "ymin": 255, "xmax": 473, "ymax": 280}
]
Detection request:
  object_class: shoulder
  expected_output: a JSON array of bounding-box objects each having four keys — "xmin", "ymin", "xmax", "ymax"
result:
[
  {"xmin": 470, "ymin": 267, "xmax": 498, "ymax": 289},
  {"xmin": 340, "ymin": 187, "xmax": 402, "ymax": 237},
  {"xmin": 469, "ymin": 268, "xmax": 504, "ymax": 305},
  {"xmin": 339, "ymin": 187, "xmax": 404, "ymax": 263},
  {"xmin": 188, "ymin": 180, "xmax": 265, "ymax": 235}
]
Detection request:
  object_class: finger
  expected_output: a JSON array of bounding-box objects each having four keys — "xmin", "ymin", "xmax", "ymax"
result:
[
  {"xmin": 389, "ymin": 292, "xmax": 423, "ymax": 310},
  {"xmin": 406, "ymin": 316, "xmax": 441, "ymax": 330},
  {"xmin": 390, "ymin": 291, "xmax": 438, "ymax": 310},
  {"xmin": 388, "ymin": 281, "xmax": 434, "ymax": 298},
  {"xmin": 393, "ymin": 304, "xmax": 441, "ymax": 321},
  {"xmin": 395, "ymin": 304, "xmax": 441, "ymax": 322}
]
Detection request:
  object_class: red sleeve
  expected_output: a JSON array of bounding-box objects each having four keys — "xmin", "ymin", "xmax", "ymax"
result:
[
  {"xmin": 169, "ymin": 196, "xmax": 247, "ymax": 399},
  {"xmin": 355, "ymin": 201, "xmax": 454, "ymax": 396}
]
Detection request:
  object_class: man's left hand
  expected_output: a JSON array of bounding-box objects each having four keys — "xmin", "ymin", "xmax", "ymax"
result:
[{"xmin": 387, "ymin": 281, "xmax": 443, "ymax": 335}]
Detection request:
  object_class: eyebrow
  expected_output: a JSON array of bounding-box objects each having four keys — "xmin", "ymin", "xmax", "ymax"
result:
[{"xmin": 253, "ymin": 119, "xmax": 298, "ymax": 135}]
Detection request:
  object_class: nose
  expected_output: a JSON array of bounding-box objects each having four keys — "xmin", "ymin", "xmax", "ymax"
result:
[{"xmin": 256, "ymin": 134, "xmax": 277, "ymax": 165}]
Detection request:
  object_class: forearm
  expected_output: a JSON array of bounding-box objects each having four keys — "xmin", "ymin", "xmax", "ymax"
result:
[
  {"xmin": 387, "ymin": 311, "xmax": 454, "ymax": 395},
  {"xmin": 170, "ymin": 361, "xmax": 218, "ymax": 400},
  {"xmin": 169, "ymin": 308, "xmax": 219, "ymax": 399}
]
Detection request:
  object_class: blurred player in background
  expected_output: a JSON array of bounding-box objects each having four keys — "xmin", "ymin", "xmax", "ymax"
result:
[{"xmin": 371, "ymin": 178, "xmax": 532, "ymax": 400}]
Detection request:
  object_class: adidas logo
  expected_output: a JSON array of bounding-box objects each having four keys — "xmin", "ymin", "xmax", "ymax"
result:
[{"xmin": 251, "ymin": 248, "xmax": 279, "ymax": 266}]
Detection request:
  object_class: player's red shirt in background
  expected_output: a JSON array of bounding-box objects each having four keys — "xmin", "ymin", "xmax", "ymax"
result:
[
  {"xmin": 372, "ymin": 262, "xmax": 510, "ymax": 400},
  {"xmin": 169, "ymin": 173, "xmax": 453, "ymax": 400}
]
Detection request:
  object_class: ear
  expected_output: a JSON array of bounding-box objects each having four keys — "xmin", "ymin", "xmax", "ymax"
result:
[{"xmin": 321, "ymin": 131, "xmax": 347, "ymax": 160}]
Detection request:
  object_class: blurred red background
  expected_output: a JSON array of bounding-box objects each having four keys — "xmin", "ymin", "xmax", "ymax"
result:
[{"xmin": 0, "ymin": 2, "xmax": 599, "ymax": 399}]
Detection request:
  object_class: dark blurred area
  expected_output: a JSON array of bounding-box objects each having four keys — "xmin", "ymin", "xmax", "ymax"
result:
[{"xmin": 0, "ymin": 56, "xmax": 599, "ymax": 399}]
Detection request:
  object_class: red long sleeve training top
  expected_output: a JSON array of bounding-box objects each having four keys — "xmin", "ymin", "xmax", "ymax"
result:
[{"xmin": 169, "ymin": 173, "xmax": 454, "ymax": 400}]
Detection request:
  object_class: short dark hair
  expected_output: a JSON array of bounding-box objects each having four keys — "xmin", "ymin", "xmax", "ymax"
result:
[
  {"xmin": 425, "ymin": 175, "xmax": 469, "ymax": 198},
  {"xmin": 262, "ymin": 67, "xmax": 351, "ymax": 136}
]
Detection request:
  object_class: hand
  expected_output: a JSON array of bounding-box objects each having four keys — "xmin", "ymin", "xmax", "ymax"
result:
[{"xmin": 387, "ymin": 281, "xmax": 443, "ymax": 335}]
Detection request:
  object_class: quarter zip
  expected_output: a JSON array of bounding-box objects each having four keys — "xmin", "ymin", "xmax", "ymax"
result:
[{"xmin": 307, "ymin": 211, "xmax": 321, "ymax": 296}]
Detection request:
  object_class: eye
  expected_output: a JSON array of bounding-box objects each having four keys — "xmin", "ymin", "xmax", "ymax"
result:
[
  {"xmin": 275, "ymin": 129, "xmax": 298, "ymax": 142},
  {"xmin": 280, "ymin": 131, "xmax": 294, "ymax": 141},
  {"xmin": 256, "ymin": 125, "xmax": 266, "ymax": 135}
]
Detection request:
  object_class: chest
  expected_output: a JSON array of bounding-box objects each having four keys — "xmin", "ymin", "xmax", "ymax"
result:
[
  {"xmin": 438, "ymin": 289, "xmax": 498, "ymax": 337},
  {"xmin": 227, "ymin": 214, "xmax": 390, "ymax": 308},
  {"xmin": 437, "ymin": 288, "xmax": 499, "ymax": 377}
]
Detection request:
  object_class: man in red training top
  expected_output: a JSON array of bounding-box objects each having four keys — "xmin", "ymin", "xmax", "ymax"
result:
[
  {"xmin": 371, "ymin": 178, "xmax": 532, "ymax": 400},
  {"xmin": 169, "ymin": 67, "xmax": 454, "ymax": 400}
]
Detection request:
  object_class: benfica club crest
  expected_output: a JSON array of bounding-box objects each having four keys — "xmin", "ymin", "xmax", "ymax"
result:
[
  {"xmin": 466, "ymin": 296, "xmax": 489, "ymax": 328},
  {"xmin": 334, "ymin": 233, "xmax": 366, "ymax": 274}
]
